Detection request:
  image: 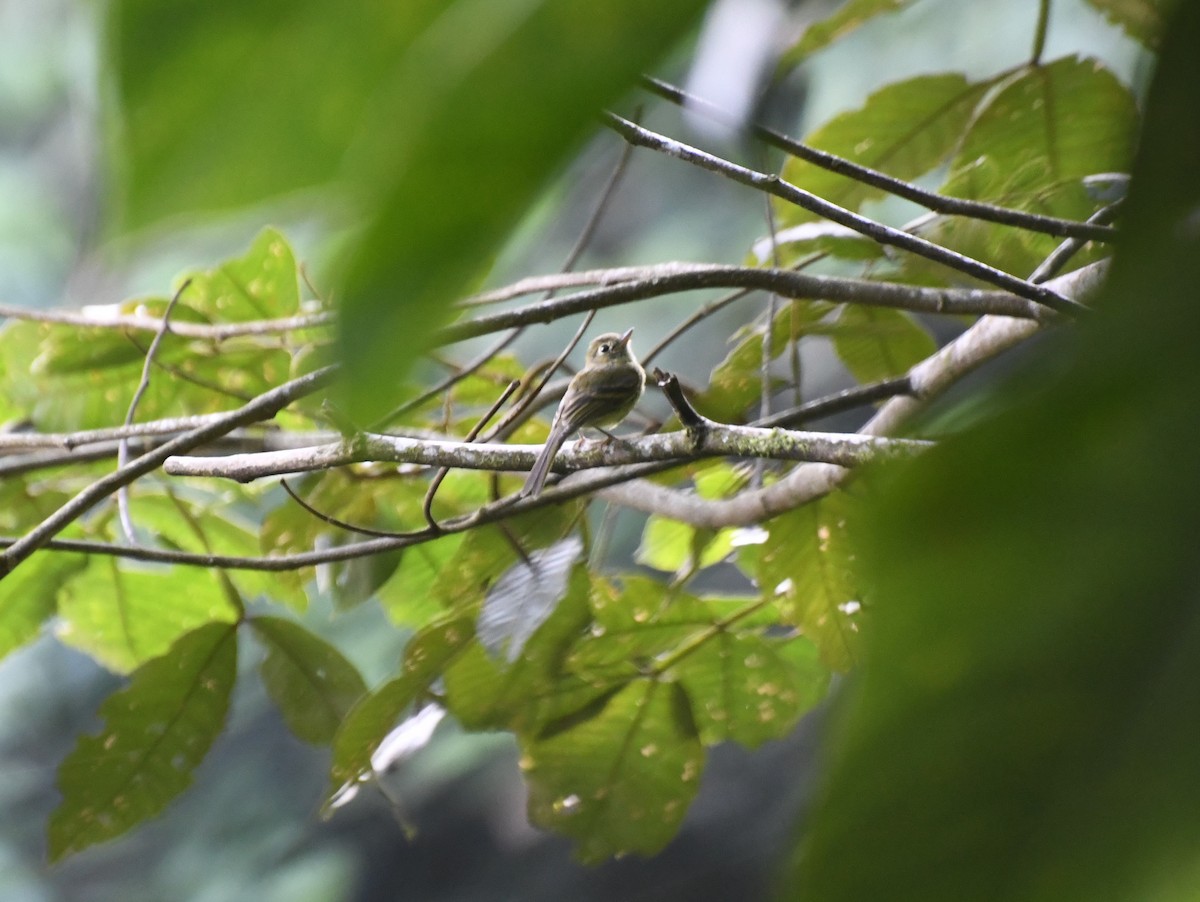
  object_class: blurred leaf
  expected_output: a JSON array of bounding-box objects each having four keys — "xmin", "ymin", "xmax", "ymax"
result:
[
  {"xmin": 831, "ymin": 306, "xmax": 936, "ymax": 384},
  {"xmin": 177, "ymin": 227, "xmax": 302, "ymax": 322},
  {"xmin": 328, "ymin": 677, "xmax": 424, "ymax": 797},
  {"xmin": 48, "ymin": 622, "xmax": 237, "ymax": 861},
  {"xmin": 446, "ymin": 566, "xmax": 593, "ymax": 731},
  {"xmin": 789, "ymin": 6, "xmax": 1200, "ymax": 897},
  {"xmin": 252, "ymin": 616, "xmax": 367, "ymax": 745},
  {"xmin": 635, "ymin": 516, "xmax": 735, "ymax": 576},
  {"xmin": 777, "ymin": 74, "xmax": 992, "ymax": 228},
  {"xmin": 752, "ymin": 492, "xmax": 862, "ymax": 671},
  {"xmin": 670, "ymin": 630, "xmax": 826, "ymax": 748},
  {"xmin": 1083, "ymin": 0, "xmax": 1166, "ymax": 47},
  {"xmin": 376, "ymin": 534, "xmax": 465, "ymax": 628},
  {"xmin": 102, "ymin": 0, "xmax": 708, "ymax": 422},
  {"xmin": 476, "ymin": 535, "xmax": 583, "ymax": 663},
  {"xmin": 335, "ymin": 0, "xmax": 710, "ymax": 420},
  {"xmin": 0, "ymin": 552, "xmax": 87, "ymax": 663},
  {"xmin": 779, "ymin": 0, "xmax": 918, "ymax": 67},
  {"xmin": 522, "ymin": 677, "xmax": 704, "ymax": 863},
  {"xmin": 57, "ymin": 558, "xmax": 239, "ymax": 674}
]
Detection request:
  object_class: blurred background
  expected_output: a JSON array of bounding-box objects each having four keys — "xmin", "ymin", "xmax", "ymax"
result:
[{"xmin": 0, "ymin": 0, "xmax": 1148, "ymax": 899}]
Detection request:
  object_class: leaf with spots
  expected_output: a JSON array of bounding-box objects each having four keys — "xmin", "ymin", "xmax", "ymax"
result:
[
  {"xmin": 522, "ymin": 677, "xmax": 704, "ymax": 864},
  {"xmin": 670, "ymin": 631, "xmax": 827, "ymax": 748},
  {"xmin": 750, "ymin": 492, "xmax": 863, "ymax": 671},
  {"xmin": 177, "ymin": 227, "xmax": 302, "ymax": 322},
  {"xmin": 251, "ymin": 616, "xmax": 367, "ymax": 745},
  {"xmin": 48, "ymin": 622, "xmax": 238, "ymax": 861}
]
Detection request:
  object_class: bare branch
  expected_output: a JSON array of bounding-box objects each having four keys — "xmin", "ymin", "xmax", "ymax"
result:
[
  {"xmin": 440, "ymin": 262, "xmax": 1051, "ymax": 344},
  {"xmin": 603, "ymin": 113, "xmax": 1088, "ymax": 317},
  {"xmin": 0, "ymin": 302, "xmax": 332, "ymax": 340},
  {"xmin": 640, "ymin": 76, "xmax": 1119, "ymax": 244}
]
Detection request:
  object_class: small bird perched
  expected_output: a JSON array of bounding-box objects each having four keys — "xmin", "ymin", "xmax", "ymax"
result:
[{"xmin": 519, "ymin": 328, "xmax": 646, "ymax": 499}]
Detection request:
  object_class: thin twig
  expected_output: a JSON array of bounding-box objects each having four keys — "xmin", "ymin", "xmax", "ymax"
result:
[
  {"xmin": 0, "ymin": 302, "xmax": 333, "ymax": 339},
  {"xmin": 424, "ymin": 379, "xmax": 520, "ymax": 530},
  {"xmin": 117, "ymin": 281, "xmax": 188, "ymax": 543}
]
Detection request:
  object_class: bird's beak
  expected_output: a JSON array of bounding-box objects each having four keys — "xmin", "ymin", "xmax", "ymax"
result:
[{"xmin": 618, "ymin": 327, "xmax": 634, "ymax": 348}]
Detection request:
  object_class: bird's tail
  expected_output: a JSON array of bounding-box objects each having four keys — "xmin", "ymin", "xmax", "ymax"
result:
[{"xmin": 519, "ymin": 421, "xmax": 570, "ymax": 498}]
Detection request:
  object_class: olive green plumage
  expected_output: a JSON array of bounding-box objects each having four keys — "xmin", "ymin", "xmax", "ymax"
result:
[{"xmin": 519, "ymin": 328, "xmax": 645, "ymax": 498}]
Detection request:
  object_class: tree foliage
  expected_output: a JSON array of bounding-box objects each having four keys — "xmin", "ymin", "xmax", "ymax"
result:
[{"xmin": 0, "ymin": 0, "xmax": 1192, "ymax": 895}]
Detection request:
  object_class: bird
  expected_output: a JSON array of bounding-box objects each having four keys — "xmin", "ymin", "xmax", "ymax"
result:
[{"xmin": 519, "ymin": 328, "xmax": 645, "ymax": 499}]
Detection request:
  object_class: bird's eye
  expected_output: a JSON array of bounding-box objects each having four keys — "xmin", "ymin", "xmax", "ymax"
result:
[{"xmin": 599, "ymin": 343, "xmax": 611, "ymax": 354}]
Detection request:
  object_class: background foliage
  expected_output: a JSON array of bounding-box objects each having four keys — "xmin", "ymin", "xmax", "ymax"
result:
[{"xmin": 0, "ymin": 0, "xmax": 1193, "ymax": 899}]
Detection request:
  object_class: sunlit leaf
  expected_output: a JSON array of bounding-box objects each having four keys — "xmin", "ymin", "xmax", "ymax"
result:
[
  {"xmin": 522, "ymin": 677, "xmax": 704, "ymax": 863},
  {"xmin": 57, "ymin": 558, "xmax": 239, "ymax": 674},
  {"xmin": 0, "ymin": 552, "xmax": 87, "ymax": 663},
  {"xmin": 635, "ymin": 516, "xmax": 735, "ymax": 576},
  {"xmin": 252, "ymin": 616, "xmax": 367, "ymax": 745},
  {"xmin": 376, "ymin": 534, "xmax": 465, "ymax": 628},
  {"xmin": 48, "ymin": 622, "xmax": 237, "ymax": 861},
  {"xmin": 177, "ymin": 227, "xmax": 302, "ymax": 322}
]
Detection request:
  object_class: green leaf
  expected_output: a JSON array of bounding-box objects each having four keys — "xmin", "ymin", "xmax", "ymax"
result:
[
  {"xmin": 328, "ymin": 614, "xmax": 476, "ymax": 797},
  {"xmin": 48, "ymin": 622, "xmax": 237, "ymax": 861},
  {"xmin": 752, "ymin": 493, "xmax": 862, "ymax": 671},
  {"xmin": 327, "ymin": 676, "xmax": 424, "ymax": 795},
  {"xmin": 831, "ymin": 306, "xmax": 936, "ymax": 384},
  {"xmin": 376, "ymin": 534, "xmax": 465, "ymax": 627},
  {"xmin": 57, "ymin": 559, "xmax": 239, "ymax": 673},
  {"xmin": 522, "ymin": 677, "xmax": 704, "ymax": 863},
  {"xmin": 702, "ymin": 299, "xmax": 833, "ymax": 422},
  {"xmin": 0, "ymin": 552, "xmax": 88, "ymax": 663},
  {"xmin": 126, "ymin": 491, "xmax": 307, "ymax": 612},
  {"xmin": 777, "ymin": 74, "xmax": 993, "ymax": 227},
  {"xmin": 1082, "ymin": 0, "xmax": 1166, "ymax": 47},
  {"xmin": 937, "ymin": 57, "xmax": 1139, "ymax": 274},
  {"xmin": 334, "ymin": 0, "xmax": 711, "ymax": 420},
  {"xmin": 635, "ymin": 516, "xmax": 735, "ymax": 576},
  {"xmin": 446, "ymin": 566, "xmax": 593, "ymax": 732},
  {"xmin": 177, "ymin": 227, "xmax": 302, "ymax": 322},
  {"xmin": 103, "ymin": 0, "xmax": 709, "ymax": 421},
  {"xmin": 670, "ymin": 631, "xmax": 826, "ymax": 748},
  {"xmin": 251, "ymin": 616, "xmax": 367, "ymax": 745},
  {"xmin": 778, "ymin": 0, "xmax": 919, "ymax": 67},
  {"xmin": 790, "ymin": 7, "xmax": 1200, "ymax": 894}
]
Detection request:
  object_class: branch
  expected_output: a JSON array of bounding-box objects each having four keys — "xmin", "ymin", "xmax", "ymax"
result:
[
  {"xmin": 596, "ymin": 260, "xmax": 1106, "ymax": 526},
  {"xmin": 0, "ymin": 365, "xmax": 339, "ymax": 578},
  {"xmin": 440, "ymin": 262, "xmax": 1051, "ymax": 344},
  {"xmin": 640, "ymin": 76, "xmax": 1118, "ymax": 244},
  {"xmin": 603, "ymin": 113, "xmax": 1087, "ymax": 317},
  {"xmin": 164, "ymin": 424, "xmax": 929, "ymax": 482},
  {"xmin": 0, "ymin": 302, "xmax": 332, "ymax": 340}
]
